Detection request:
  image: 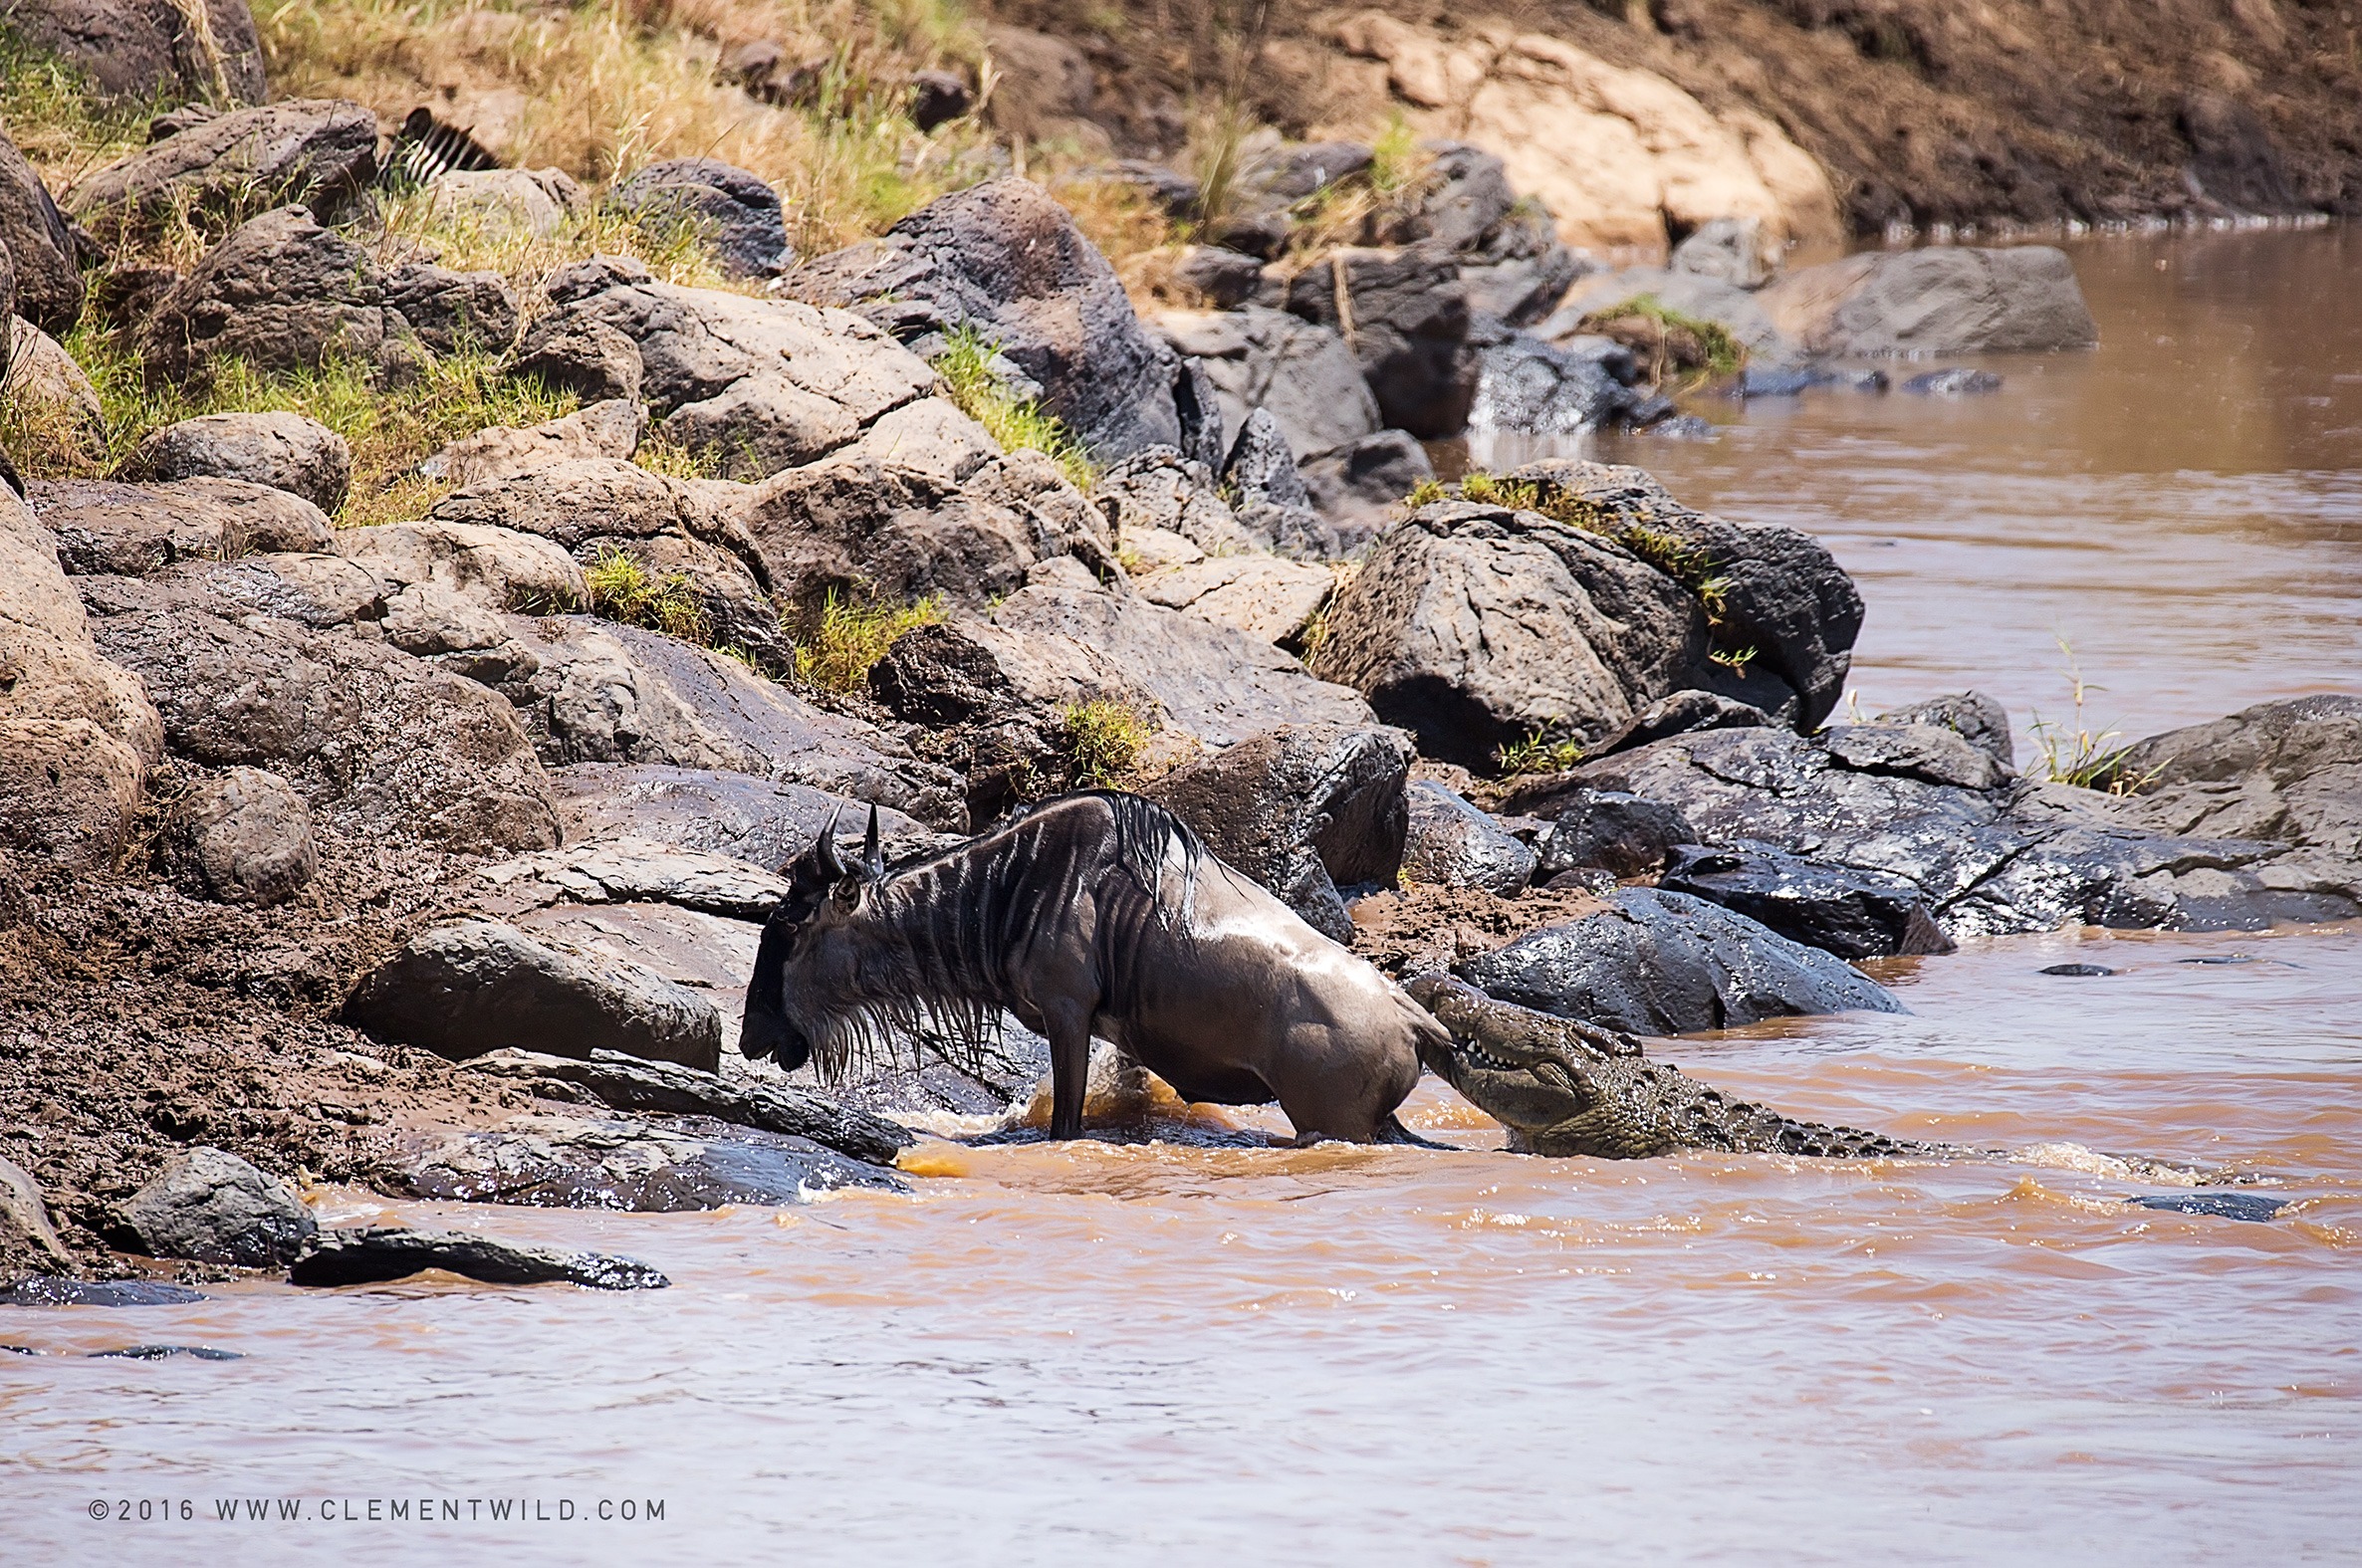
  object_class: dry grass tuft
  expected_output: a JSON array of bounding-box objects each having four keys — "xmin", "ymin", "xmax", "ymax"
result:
[{"xmin": 794, "ymin": 588, "xmax": 944, "ymax": 692}]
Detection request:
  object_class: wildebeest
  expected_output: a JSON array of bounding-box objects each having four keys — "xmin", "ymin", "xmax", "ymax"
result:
[{"xmin": 739, "ymin": 791, "xmax": 1442, "ymax": 1143}]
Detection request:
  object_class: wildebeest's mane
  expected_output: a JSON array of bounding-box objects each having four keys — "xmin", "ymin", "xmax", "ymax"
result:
[{"xmin": 794, "ymin": 791, "xmax": 1204, "ymax": 1084}]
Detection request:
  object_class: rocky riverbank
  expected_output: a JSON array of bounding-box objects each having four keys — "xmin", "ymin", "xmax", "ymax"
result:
[{"xmin": 4, "ymin": 14, "xmax": 2360, "ymax": 1294}]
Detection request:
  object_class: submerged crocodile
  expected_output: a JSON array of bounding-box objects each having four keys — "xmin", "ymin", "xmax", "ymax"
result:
[{"xmin": 1406, "ymin": 974, "xmax": 1966, "ymax": 1161}]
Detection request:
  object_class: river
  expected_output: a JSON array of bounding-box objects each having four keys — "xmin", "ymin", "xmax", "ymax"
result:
[{"xmin": 4, "ymin": 230, "xmax": 2358, "ymax": 1564}]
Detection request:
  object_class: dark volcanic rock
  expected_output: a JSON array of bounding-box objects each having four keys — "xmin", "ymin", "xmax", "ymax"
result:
[
  {"xmin": 0, "ymin": 128, "xmax": 85, "ymax": 334},
  {"xmin": 137, "ymin": 206, "xmax": 398, "ymax": 383},
  {"xmin": 1535, "ymin": 788, "xmax": 1697, "ymax": 878},
  {"xmin": 1469, "ymin": 333, "xmax": 1637, "ymax": 436},
  {"xmin": 343, "ymin": 918, "xmax": 724, "ymax": 1071},
  {"xmin": 547, "ymin": 764, "xmax": 929, "ymax": 871},
  {"xmin": 68, "ymin": 101, "xmax": 377, "ymax": 243},
  {"xmin": 1877, "ymin": 691, "xmax": 2016, "ymax": 774},
  {"xmin": 0, "ymin": 1278, "xmax": 206, "ymax": 1306},
  {"xmin": 785, "ymin": 176, "xmax": 1198, "ymax": 463},
  {"xmin": 611, "ymin": 158, "xmax": 790, "ymax": 278},
  {"xmin": 1145, "ymin": 723, "xmax": 1413, "ymax": 941},
  {"xmin": 290, "ymin": 1227, "xmax": 668, "ymax": 1288},
  {"xmin": 458, "ymin": 1047, "xmax": 913, "ymax": 1165},
  {"xmin": 118, "ymin": 1146, "xmax": 317, "ymax": 1267},
  {"xmin": 382, "ymin": 261, "xmax": 521, "ymax": 355},
  {"xmin": 1149, "ymin": 305, "xmax": 1381, "ymax": 465},
  {"xmin": 1282, "ymin": 241, "xmax": 1477, "ymax": 437},
  {"xmin": 2111, "ymin": 695, "xmax": 2362, "ymax": 857},
  {"xmin": 37, "ymin": 476, "xmax": 335, "ymax": 573},
  {"xmin": 1659, "ymin": 843, "xmax": 1957, "ymax": 959},
  {"xmin": 396, "ymin": 1114, "xmax": 903, "ymax": 1212},
  {"xmin": 1400, "ymin": 780, "xmax": 1536, "ymax": 895},
  {"xmin": 1457, "ymin": 887, "xmax": 1905, "ymax": 1035}
]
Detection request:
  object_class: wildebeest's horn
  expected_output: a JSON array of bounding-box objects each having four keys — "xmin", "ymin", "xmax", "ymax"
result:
[
  {"xmin": 862, "ymin": 803, "xmax": 883, "ymax": 881},
  {"xmin": 814, "ymin": 808, "xmax": 846, "ymax": 879}
]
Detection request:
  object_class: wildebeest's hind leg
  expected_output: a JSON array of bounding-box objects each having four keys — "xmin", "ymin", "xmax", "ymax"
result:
[
  {"xmin": 1269, "ymin": 1023, "xmax": 1421, "ymax": 1145},
  {"xmin": 1042, "ymin": 995, "xmax": 1095, "ymax": 1141}
]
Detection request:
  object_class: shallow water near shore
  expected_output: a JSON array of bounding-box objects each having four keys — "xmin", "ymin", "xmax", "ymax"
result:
[{"xmin": 6, "ymin": 230, "xmax": 2360, "ymax": 1563}]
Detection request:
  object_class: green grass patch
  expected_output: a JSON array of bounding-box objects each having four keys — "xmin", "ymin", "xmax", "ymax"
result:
[
  {"xmin": 1057, "ymin": 698, "xmax": 1152, "ymax": 787},
  {"xmin": 0, "ymin": 25, "xmax": 173, "ymax": 180},
  {"xmin": 1582, "ymin": 294, "xmax": 1746, "ymax": 380},
  {"xmin": 795, "ymin": 589, "xmax": 944, "ymax": 694},
  {"xmin": 1494, "ymin": 727, "xmax": 1584, "ymax": 778},
  {"xmin": 583, "ymin": 547, "xmax": 710, "ymax": 643},
  {"xmin": 931, "ymin": 327, "xmax": 1094, "ymax": 489}
]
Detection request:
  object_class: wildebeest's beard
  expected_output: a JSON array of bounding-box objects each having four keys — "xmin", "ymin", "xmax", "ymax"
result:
[{"xmin": 780, "ymin": 791, "xmax": 1202, "ymax": 1086}]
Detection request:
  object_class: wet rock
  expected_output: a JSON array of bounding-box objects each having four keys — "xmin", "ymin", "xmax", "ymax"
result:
[
  {"xmin": 1659, "ymin": 843, "xmax": 1956, "ymax": 959},
  {"xmin": 1820, "ymin": 721, "xmax": 2009, "ymax": 790},
  {"xmin": 0, "ymin": 1278, "xmax": 204, "ymax": 1306},
  {"xmin": 161, "ymin": 765, "xmax": 318, "ymax": 905},
  {"xmin": 1297, "ymin": 429, "xmax": 1433, "ymax": 544},
  {"xmin": 742, "ymin": 448, "xmax": 1112, "ymax": 610},
  {"xmin": 69, "ymin": 102, "xmax": 378, "ymax": 244},
  {"xmin": 1281, "ymin": 241, "xmax": 1476, "ymax": 437},
  {"xmin": 418, "ymin": 399, "xmax": 646, "ymax": 489},
  {"xmin": 2111, "ymin": 695, "xmax": 2362, "ymax": 856},
  {"xmin": 1149, "ymin": 305, "xmax": 1381, "ymax": 463},
  {"xmin": 1535, "ymin": 788, "xmax": 1697, "ymax": 878},
  {"xmin": 2127, "ymin": 1191, "xmax": 2285, "ymax": 1223},
  {"xmin": 382, "ymin": 261, "xmax": 521, "ymax": 356},
  {"xmin": 1401, "ymin": 781, "xmax": 1537, "ymax": 895},
  {"xmin": 1306, "ymin": 499, "xmax": 1706, "ymax": 770},
  {"xmin": 136, "ymin": 207, "xmax": 398, "ymax": 383},
  {"xmin": 1145, "ymin": 723, "xmax": 1413, "ymax": 940},
  {"xmin": 345, "ymin": 917, "xmax": 724, "ymax": 1070},
  {"xmin": 1569, "ymin": 724, "xmax": 2359, "ymax": 937},
  {"xmin": 1457, "ymin": 886, "xmax": 1905, "ymax": 1035},
  {"xmin": 289, "ymin": 1226, "xmax": 669, "ymax": 1288},
  {"xmin": 1758, "ymin": 247, "xmax": 2098, "ymax": 356},
  {"xmin": 89, "ymin": 1344, "xmax": 242, "ymax": 1359},
  {"xmin": 83, "ymin": 571, "xmax": 558, "ymax": 849},
  {"xmin": 1508, "ymin": 461, "xmax": 1865, "ymax": 731},
  {"xmin": 423, "ymin": 167, "xmax": 588, "ymax": 237},
  {"xmin": 0, "ymin": 1154, "xmax": 77, "ymax": 1274},
  {"xmin": 1901, "ymin": 368, "xmax": 2004, "ymax": 396},
  {"xmin": 132, "ymin": 410, "xmax": 353, "ymax": 513},
  {"xmin": 0, "ymin": 129, "xmax": 84, "ymax": 334},
  {"xmin": 786, "ymin": 176, "xmax": 1199, "ymax": 463},
  {"xmin": 1469, "ymin": 332, "xmax": 1637, "ymax": 435},
  {"xmin": 40, "ymin": 477, "xmax": 335, "ymax": 574},
  {"xmin": 459, "ymin": 1048, "xmax": 913, "ymax": 1164},
  {"xmin": 1878, "ymin": 691, "xmax": 2015, "ymax": 774},
  {"xmin": 0, "ymin": 485, "xmax": 163, "ymax": 872},
  {"xmin": 4, "ymin": 0, "xmax": 265, "ymax": 108},
  {"xmin": 2041, "ymin": 963, "xmax": 2114, "ymax": 977},
  {"xmin": 395, "ymin": 1114, "xmax": 902, "ymax": 1212},
  {"xmin": 611, "ymin": 157, "xmax": 790, "ymax": 278},
  {"xmin": 118, "ymin": 1146, "xmax": 316, "ymax": 1267},
  {"xmin": 1671, "ymin": 216, "xmax": 1774, "ymax": 290}
]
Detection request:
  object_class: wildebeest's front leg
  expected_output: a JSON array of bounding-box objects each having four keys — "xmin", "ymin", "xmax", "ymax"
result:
[{"xmin": 1041, "ymin": 995, "xmax": 1095, "ymax": 1141}]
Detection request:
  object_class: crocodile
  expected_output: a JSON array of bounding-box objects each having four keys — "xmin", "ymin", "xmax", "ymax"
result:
[{"xmin": 1406, "ymin": 973, "xmax": 1966, "ymax": 1160}]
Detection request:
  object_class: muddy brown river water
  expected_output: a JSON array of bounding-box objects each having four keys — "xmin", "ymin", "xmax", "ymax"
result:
[{"xmin": 5, "ymin": 231, "xmax": 2360, "ymax": 1564}]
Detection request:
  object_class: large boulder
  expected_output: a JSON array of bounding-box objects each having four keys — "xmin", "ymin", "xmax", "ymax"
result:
[
  {"xmin": 418, "ymin": 399, "xmax": 644, "ymax": 489},
  {"xmin": 1148, "ymin": 305, "xmax": 1381, "ymax": 463},
  {"xmin": 611, "ymin": 157, "xmax": 789, "ymax": 278},
  {"xmin": 1306, "ymin": 498, "xmax": 1707, "ymax": 770},
  {"xmin": 1658, "ymin": 841, "xmax": 1955, "ymax": 960},
  {"xmin": 1757, "ymin": 247, "xmax": 2100, "ymax": 356},
  {"xmin": 390, "ymin": 1115, "xmax": 896, "ymax": 1213},
  {"xmin": 67, "ymin": 101, "xmax": 377, "ymax": 244},
  {"xmin": 2, "ymin": 0, "xmax": 266, "ymax": 107},
  {"xmin": 1457, "ymin": 886, "xmax": 1905, "ymax": 1035},
  {"xmin": 132, "ymin": 410, "xmax": 353, "ymax": 513},
  {"xmin": 1400, "ymin": 780, "xmax": 1537, "ymax": 895},
  {"xmin": 1144, "ymin": 723, "xmax": 1413, "ymax": 940},
  {"xmin": 1280, "ymin": 241, "xmax": 1477, "ymax": 437},
  {"xmin": 1469, "ymin": 333, "xmax": 1642, "ymax": 437},
  {"xmin": 118, "ymin": 1147, "xmax": 316, "ymax": 1267},
  {"xmin": 1551, "ymin": 722, "xmax": 2361, "ymax": 937},
  {"xmin": 37, "ymin": 476, "xmax": 334, "ymax": 574},
  {"xmin": 136, "ymin": 206, "xmax": 389, "ymax": 382},
  {"xmin": 344, "ymin": 917, "xmax": 724, "ymax": 1071},
  {"xmin": 784, "ymin": 177, "xmax": 1209, "ymax": 464},
  {"xmin": 4, "ymin": 317, "xmax": 107, "ymax": 447},
  {"xmin": 81, "ymin": 571, "xmax": 561, "ymax": 851},
  {"xmin": 546, "ymin": 764, "xmax": 930, "ymax": 872},
  {"xmin": 522, "ymin": 259, "xmax": 941, "ymax": 479},
  {"xmin": 422, "ymin": 166, "xmax": 588, "ymax": 238},
  {"xmin": 1545, "ymin": 266, "xmax": 1797, "ymax": 364},
  {"xmin": 2112, "ymin": 696, "xmax": 2362, "ymax": 856},
  {"xmin": 1131, "ymin": 548, "xmax": 1335, "ymax": 646},
  {"xmin": 160, "ymin": 765, "xmax": 318, "ymax": 904},
  {"xmin": 0, "ymin": 129, "xmax": 85, "ymax": 335},
  {"xmin": 291, "ymin": 1225, "xmax": 668, "ymax": 1287},
  {"xmin": 0, "ymin": 485, "xmax": 163, "ymax": 871},
  {"xmin": 740, "ymin": 448, "xmax": 1114, "ymax": 611}
]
